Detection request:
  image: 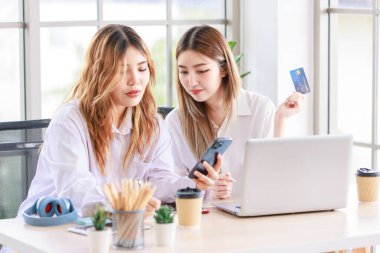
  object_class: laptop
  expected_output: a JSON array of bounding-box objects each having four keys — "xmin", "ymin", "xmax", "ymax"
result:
[{"xmin": 212, "ymin": 134, "xmax": 352, "ymax": 217}]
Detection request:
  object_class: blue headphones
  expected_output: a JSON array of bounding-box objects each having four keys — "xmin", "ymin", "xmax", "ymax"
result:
[{"xmin": 23, "ymin": 197, "xmax": 78, "ymax": 226}]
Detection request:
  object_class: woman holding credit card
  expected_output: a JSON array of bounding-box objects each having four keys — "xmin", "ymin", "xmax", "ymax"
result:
[{"xmin": 165, "ymin": 25, "xmax": 303, "ymax": 200}]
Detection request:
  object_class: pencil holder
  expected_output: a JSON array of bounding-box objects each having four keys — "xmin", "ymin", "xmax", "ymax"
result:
[{"xmin": 112, "ymin": 210, "xmax": 144, "ymax": 250}]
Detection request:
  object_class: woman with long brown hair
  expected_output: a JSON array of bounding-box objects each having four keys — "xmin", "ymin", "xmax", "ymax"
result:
[
  {"xmin": 166, "ymin": 25, "xmax": 302, "ymax": 200},
  {"xmin": 17, "ymin": 24, "xmax": 219, "ymax": 217}
]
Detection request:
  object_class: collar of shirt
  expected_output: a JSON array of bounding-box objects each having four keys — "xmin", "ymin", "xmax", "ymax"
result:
[
  {"xmin": 235, "ymin": 89, "xmax": 253, "ymax": 117},
  {"xmin": 216, "ymin": 89, "xmax": 253, "ymax": 137},
  {"xmin": 111, "ymin": 108, "xmax": 133, "ymax": 135}
]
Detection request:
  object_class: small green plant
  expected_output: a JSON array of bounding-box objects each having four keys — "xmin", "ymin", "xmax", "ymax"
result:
[
  {"xmin": 228, "ymin": 40, "xmax": 251, "ymax": 79},
  {"xmin": 92, "ymin": 205, "xmax": 107, "ymax": 231},
  {"xmin": 154, "ymin": 205, "xmax": 174, "ymax": 224}
]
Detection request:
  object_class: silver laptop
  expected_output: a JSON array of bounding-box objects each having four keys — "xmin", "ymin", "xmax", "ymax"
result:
[{"xmin": 213, "ymin": 135, "xmax": 352, "ymax": 216}]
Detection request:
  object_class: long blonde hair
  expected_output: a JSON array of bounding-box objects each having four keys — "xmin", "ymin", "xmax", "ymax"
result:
[
  {"xmin": 176, "ymin": 25, "xmax": 241, "ymax": 159},
  {"xmin": 67, "ymin": 24, "xmax": 157, "ymax": 175}
]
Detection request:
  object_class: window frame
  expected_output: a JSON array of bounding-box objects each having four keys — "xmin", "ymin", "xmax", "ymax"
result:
[
  {"xmin": 0, "ymin": 0, "xmax": 26, "ymax": 120},
  {"xmin": 0, "ymin": 0, "xmax": 239, "ymax": 121},
  {"xmin": 316, "ymin": 0, "xmax": 380, "ymax": 169}
]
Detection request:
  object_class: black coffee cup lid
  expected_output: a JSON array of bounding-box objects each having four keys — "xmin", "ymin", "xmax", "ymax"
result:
[
  {"xmin": 356, "ymin": 168, "xmax": 380, "ymax": 177},
  {"xmin": 176, "ymin": 187, "xmax": 203, "ymax": 199}
]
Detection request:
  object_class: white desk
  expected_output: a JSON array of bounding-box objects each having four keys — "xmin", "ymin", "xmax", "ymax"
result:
[{"xmin": 0, "ymin": 196, "xmax": 379, "ymax": 253}]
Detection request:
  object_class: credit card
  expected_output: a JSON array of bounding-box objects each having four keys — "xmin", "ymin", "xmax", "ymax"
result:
[{"xmin": 290, "ymin": 67, "xmax": 311, "ymax": 94}]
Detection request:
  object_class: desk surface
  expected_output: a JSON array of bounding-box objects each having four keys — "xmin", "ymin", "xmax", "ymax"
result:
[{"xmin": 1, "ymin": 194, "xmax": 380, "ymax": 253}]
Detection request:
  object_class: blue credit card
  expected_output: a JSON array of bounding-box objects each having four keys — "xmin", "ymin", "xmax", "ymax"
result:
[{"xmin": 290, "ymin": 67, "xmax": 311, "ymax": 94}]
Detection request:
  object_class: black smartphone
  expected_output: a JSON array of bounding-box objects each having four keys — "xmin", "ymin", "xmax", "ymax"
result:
[{"xmin": 188, "ymin": 137, "xmax": 232, "ymax": 179}]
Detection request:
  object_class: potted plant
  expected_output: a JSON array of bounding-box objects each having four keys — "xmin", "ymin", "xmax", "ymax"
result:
[
  {"xmin": 228, "ymin": 40, "xmax": 251, "ymax": 79},
  {"xmin": 87, "ymin": 205, "xmax": 111, "ymax": 253},
  {"xmin": 154, "ymin": 205, "xmax": 176, "ymax": 246}
]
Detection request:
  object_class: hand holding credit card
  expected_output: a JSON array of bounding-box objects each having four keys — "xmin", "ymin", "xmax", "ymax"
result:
[{"xmin": 290, "ymin": 67, "xmax": 310, "ymax": 94}]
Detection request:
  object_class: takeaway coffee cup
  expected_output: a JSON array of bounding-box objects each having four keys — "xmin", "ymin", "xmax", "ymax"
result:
[
  {"xmin": 175, "ymin": 188, "xmax": 203, "ymax": 228},
  {"xmin": 356, "ymin": 168, "xmax": 380, "ymax": 202}
]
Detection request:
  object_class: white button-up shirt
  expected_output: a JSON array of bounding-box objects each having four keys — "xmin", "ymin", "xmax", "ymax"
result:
[
  {"xmin": 18, "ymin": 100, "xmax": 194, "ymax": 217},
  {"xmin": 165, "ymin": 89, "xmax": 275, "ymax": 197}
]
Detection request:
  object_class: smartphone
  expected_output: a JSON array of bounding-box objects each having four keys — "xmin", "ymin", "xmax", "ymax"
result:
[{"xmin": 188, "ymin": 137, "xmax": 232, "ymax": 179}]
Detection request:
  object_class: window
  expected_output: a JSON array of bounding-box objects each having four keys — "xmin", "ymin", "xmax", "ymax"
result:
[
  {"xmin": 0, "ymin": 0, "xmax": 229, "ymax": 121},
  {"xmin": 0, "ymin": 0, "xmax": 23, "ymax": 121},
  {"xmin": 326, "ymin": 0, "xmax": 378, "ymax": 172}
]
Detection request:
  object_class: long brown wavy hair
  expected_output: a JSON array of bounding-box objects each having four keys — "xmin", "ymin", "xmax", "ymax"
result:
[
  {"xmin": 176, "ymin": 25, "xmax": 241, "ymax": 160},
  {"xmin": 67, "ymin": 24, "xmax": 157, "ymax": 175}
]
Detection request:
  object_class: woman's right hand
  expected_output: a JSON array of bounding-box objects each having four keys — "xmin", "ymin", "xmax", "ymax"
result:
[{"xmin": 192, "ymin": 154, "xmax": 222, "ymax": 191}]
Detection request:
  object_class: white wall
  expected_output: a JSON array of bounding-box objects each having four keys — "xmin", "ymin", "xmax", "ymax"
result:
[
  {"xmin": 240, "ymin": 0, "xmax": 278, "ymax": 104},
  {"xmin": 241, "ymin": 0, "xmax": 314, "ymax": 135}
]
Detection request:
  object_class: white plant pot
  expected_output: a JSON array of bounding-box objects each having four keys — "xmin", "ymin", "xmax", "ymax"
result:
[
  {"xmin": 155, "ymin": 222, "xmax": 176, "ymax": 246},
  {"xmin": 87, "ymin": 228, "xmax": 111, "ymax": 253}
]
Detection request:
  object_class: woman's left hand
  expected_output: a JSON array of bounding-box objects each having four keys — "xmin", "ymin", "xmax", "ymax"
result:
[
  {"xmin": 274, "ymin": 92, "xmax": 304, "ymax": 137},
  {"xmin": 213, "ymin": 172, "xmax": 235, "ymax": 199},
  {"xmin": 276, "ymin": 92, "xmax": 303, "ymax": 119}
]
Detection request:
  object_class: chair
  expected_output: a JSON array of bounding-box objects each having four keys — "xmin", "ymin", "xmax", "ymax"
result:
[
  {"xmin": 157, "ymin": 106, "xmax": 174, "ymax": 119},
  {"xmin": 0, "ymin": 119, "xmax": 50, "ymax": 219},
  {"xmin": 0, "ymin": 108, "xmax": 173, "ymax": 220}
]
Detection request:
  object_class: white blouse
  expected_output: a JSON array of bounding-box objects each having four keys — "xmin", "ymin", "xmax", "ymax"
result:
[
  {"xmin": 165, "ymin": 89, "xmax": 275, "ymax": 197},
  {"xmin": 18, "ymin": 100, "xmax": 195, "ymax": 217}
]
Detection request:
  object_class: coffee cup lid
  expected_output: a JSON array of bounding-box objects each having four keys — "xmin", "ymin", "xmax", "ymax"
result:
[
  {"xmin": 176, "ymin": 187, "xmax": 203, "ymax": 199},
  {"xmin": 356, "ymin": 168, "xmax": 380, "ymax": 177}
]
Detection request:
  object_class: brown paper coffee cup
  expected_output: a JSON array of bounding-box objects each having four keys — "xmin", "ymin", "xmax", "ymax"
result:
[
  {"xmin": 175, "ymin": 188, "xmax": 203, "ymax": 228},
  {"xmin": 356, "ymin": 168, "xmax": 380, "ymax": 203}
]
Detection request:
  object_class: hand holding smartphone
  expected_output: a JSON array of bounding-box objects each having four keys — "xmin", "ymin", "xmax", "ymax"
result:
[{"xmin": 188, "ymin": 137, "xmax": 232, "ymax": 179}]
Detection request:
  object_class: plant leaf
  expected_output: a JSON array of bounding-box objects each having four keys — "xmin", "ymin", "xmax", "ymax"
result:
[
  {"xmin": 228, "ymin": 40, "xmax": 251, "ymax": 79},
  {"xmin": 154, "ymin": 205, "xmax": 174, "ymax": 224},
  {"xmin": 228, "ymin": 41, "xmax": 237, "ymax": 50},
  {"xmin": 240, "ymin": 71, "xmax": 252, "ymax": 79},
  {"xmin": 92, "ymin": 205, "xmax": 107, "ymax": 231},
  {"xmin": 235, "ymin": 54, "xmax": 243, "ymax": 63}
]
